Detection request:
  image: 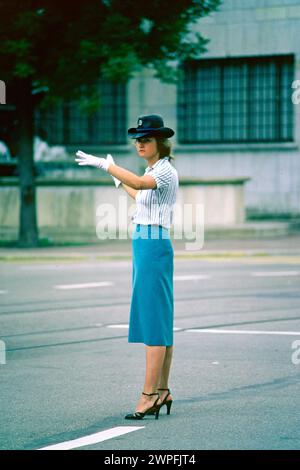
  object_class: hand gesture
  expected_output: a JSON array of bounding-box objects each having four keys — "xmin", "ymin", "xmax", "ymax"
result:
[{"xmin": 75, "ymin": 150, "xmax": 110, "ymax": 172}]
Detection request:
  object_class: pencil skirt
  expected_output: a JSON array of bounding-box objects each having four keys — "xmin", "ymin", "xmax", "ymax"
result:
[{"xmin": 128, "ymin": 224, "xmax": 174, "ymax": 346}]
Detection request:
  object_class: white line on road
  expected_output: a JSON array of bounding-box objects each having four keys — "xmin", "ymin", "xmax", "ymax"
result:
[
  {"xmin": 20, "ymin": 264, "xmax": 99, "ymax": 271},
  {"xmin": 251, "ymin": 271, "xmax": 300, "ymax": 277},
  {"xmin": 174, "ymin": 275, "xmax": 211, "ymax": 281},
  {"xmin": 38, "ymin": 426, "xmax": 144, "ymax": 450},
  {"xmin": 0, "ymin": 290, "xmax": 8, "ymax": 294},
  {"xmin": 54, "ymin": 282, "xmax": 114, "ymax": 290},
  {"xmin": 107, "ymin": 324, "xmax": 129, "ymax": 329},
  {"xmin": 105, "ymin": 324, "xmax": 182, "ymax": 331},
  {"xmin": 186, "ymin": 329, "xmax": 300, "ymax": 336}
]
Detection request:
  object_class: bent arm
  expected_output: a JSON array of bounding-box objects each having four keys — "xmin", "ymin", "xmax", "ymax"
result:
[
  {"xmin": 121, "ymin": 183, "xmax": 138, "ymax": 200},
  {"xmin": 108, "ymin": 164, "xmax": 157, "ymax": 190}
]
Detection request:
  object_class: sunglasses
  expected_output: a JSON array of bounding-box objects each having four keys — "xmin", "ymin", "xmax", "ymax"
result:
[{"xmin": 135, "ymin": 137, "xmax": 154, "ymax": 144}]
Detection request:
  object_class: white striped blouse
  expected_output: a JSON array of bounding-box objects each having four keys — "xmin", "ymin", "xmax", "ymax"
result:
[{"xmin": 131, "ymin": 156, "xmax": 179, "ymax": 229}]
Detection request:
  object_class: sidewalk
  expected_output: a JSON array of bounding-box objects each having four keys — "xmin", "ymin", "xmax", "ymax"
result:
[{"xmin": 1, "ymin": 233, "xmax": 300, "ymax": 260}]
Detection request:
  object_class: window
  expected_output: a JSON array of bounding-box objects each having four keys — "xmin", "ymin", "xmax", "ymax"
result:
[
  {"xmin": 34, "ymin": 80, "xmax": 127, "ymax": 145},
  {"xmin": 177, "ymin": 55, "xmax": 294, "ymax": 144}
]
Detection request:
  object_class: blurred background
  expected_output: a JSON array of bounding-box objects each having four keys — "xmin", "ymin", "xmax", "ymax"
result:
[{"xmin": 0, "ymin": 0, "xmax": 300, "ymax": 246}]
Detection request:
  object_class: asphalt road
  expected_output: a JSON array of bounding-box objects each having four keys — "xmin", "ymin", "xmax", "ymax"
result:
[{"xmin": 0, "ymin": 255, "xmax": 300, "ymax": 450}]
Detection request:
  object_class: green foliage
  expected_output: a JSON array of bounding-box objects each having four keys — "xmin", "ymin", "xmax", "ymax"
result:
[{"xmin": 0, "ymin": 0, "xmax": 221, "ymax": 103}]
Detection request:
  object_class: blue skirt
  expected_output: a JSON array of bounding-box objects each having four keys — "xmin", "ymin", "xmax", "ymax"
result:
[{"xmin": 128, "ymin": 224, "xmax": 174, "ymax": 346}]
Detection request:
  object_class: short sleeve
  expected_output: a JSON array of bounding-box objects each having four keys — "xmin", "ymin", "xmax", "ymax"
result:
[{"xmin": 151, "ymin": 164, "xmax": 172, "ymax": 190}]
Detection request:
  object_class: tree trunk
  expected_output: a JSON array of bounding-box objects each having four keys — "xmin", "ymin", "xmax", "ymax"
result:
[{"xmin": 16, "ymin": 78, "xmax": 39, "ymax": 247}]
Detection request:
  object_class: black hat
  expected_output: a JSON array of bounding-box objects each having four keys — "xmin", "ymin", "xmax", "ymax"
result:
[{"xmin": 128, "ymin": 114, "xmax": 175, "ymax": 139}]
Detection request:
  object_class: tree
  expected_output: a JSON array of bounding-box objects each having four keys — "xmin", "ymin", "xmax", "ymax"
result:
[{"xmin": 0, "ymin": 0, "xmax": 221, "ymax": 247}]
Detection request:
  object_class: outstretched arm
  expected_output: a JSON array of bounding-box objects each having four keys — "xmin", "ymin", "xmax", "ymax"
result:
[{"xmin": 75, "ymin": 150, "xmax": 157, "ymax": 190}]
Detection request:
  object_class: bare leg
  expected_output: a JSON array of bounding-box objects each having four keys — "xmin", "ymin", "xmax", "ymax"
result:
[
  {"xmin": 157, "ymin": 346, "xmax": 173, "ymax": 402},
  {"xmin": 135, "ymin": 345, "xmax": 166, "ymax": 413},
  {"xmin": 158, "ymin": 345, "xmax": 173, "ymax": 389}
]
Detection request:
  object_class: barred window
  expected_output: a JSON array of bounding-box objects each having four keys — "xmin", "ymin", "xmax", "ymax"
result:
[
  {"xmin": 34, "ymin": 80, "xmax": 127, "ymax": 145},
  {"xmin": 177, "ymin": 55, "xmax": 294, "ymax": 144}
]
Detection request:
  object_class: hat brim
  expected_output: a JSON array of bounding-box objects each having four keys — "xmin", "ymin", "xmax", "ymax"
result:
[{"xmin": 128, "ymin": 127, "xmax": 174, "ymax": 139}]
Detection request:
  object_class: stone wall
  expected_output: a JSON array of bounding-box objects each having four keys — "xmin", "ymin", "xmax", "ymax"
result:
[{"xmin": 0, "ymin": 177, "xmax": 249, "ymax": 243}]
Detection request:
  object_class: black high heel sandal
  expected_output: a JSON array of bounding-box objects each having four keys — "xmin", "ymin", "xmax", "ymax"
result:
[
  {"xmin": 157, "ymin": 388, "xmax": 173, "ymax": 415},
  {"xmin": 124, "ymin": 392, "xmax": 161, "ymax": 420},
  {"xmin": 148, "ymin": 388, "xmax": 173, "ymax": 415}
]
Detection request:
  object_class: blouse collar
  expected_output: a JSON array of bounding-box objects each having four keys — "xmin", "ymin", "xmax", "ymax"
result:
[{"xmin": 145, "ymin": 156, "xmax": 168, "ymax": 173}]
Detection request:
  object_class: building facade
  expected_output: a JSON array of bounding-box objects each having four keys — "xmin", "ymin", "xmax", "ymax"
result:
[{"xmin": 34, "ymin": 0, "xmax": 300, "ymax": 218}]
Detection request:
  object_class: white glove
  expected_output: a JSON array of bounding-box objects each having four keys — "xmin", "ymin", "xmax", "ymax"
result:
[
  {"xmin": 75, "ymin": 150, "xmax": 110, "ymax": 172},
  {"xmin": 106, "ymin": 154, "xmax": 121, "ymax": 188}
]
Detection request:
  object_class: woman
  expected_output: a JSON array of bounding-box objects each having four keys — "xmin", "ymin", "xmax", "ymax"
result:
[{"xmin": 75, "ymin": 114, "xmax": 178, "ymax": 421}]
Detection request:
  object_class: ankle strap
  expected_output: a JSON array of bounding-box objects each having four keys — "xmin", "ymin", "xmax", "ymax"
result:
[
  {"xmin": 142, "ymin": 392, "xmax": 159, "ymax": 397},
  {"xmin": 157, "ymin": 388, "xmax": 170, "ymax": 391}
]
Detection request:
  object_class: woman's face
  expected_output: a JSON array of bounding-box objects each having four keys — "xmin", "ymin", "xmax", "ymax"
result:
[{"xmin": 135, "ymin": 136, "xmax": 159, "ymax": 161}]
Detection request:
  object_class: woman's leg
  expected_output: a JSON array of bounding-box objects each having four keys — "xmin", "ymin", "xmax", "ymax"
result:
[
  {"xmin": 134, "ymin": 345, "xmax": 166, "ymax": 412},
  {"xmin": 157, "ymin": 346, "xmax": 174, "ymax": 402},
  {"xmin": 158, "ymin": 345, "xmax": 173, "ymax": 389}
]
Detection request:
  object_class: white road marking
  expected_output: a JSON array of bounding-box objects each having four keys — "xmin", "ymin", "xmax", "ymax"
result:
[
  {"xmin": 20, "ymin": 261, "xmax": 131, "ymax": 271},
  {"xmin": 107, "ymin": 324, "xmax": 129, "ymax": 329},
  {"xmin": 54, "ymin": 282, "xmax": 114, "ymax": 290},
  {"xmin": 38, "ymin": 426, "xmax": 144, "ymax": 450},
  {"xmin": 186, "ymin": 329, "xmax": 300, "ymax": 336},
  {"xmin": 251, "ymin": 271, "xmax": 300, "ymax": 277},
  {"xmin": 20, "ymin": 264, "xmax": 98, "ymax": 271},
  {"xmin": 0, "ymin": 290, "xmax": 8, "ymax": 294},
  {"xmin": 174, "ymin": 275, "xmax": 211, "ymax": 281},
  {"xmin": 105, "ymin": 324, "xmax": 182, "ymax": 331}
]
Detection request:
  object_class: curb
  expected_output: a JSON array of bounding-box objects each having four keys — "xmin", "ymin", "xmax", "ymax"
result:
[{"xmin": 1, "ymin": 249, "xmax": 300, "ymax": 262}]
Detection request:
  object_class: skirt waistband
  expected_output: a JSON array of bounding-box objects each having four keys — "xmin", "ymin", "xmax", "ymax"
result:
[{"xmin": 134, "ymin": 224, "xmax": 170, "ymax": 240}]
